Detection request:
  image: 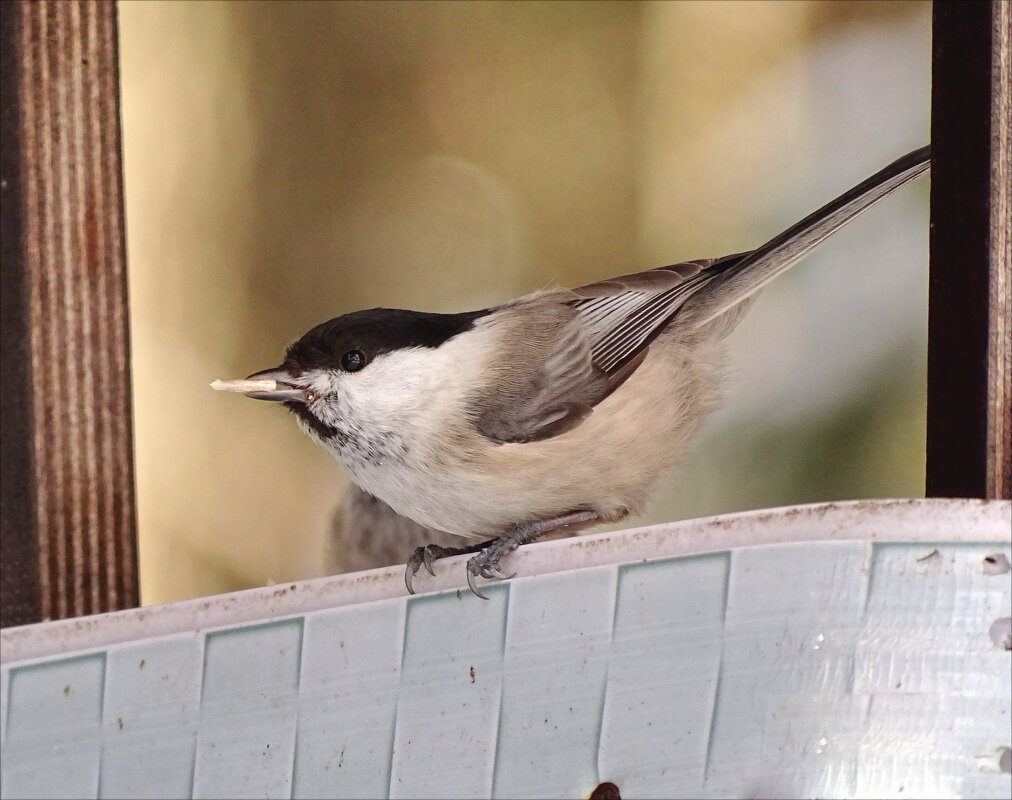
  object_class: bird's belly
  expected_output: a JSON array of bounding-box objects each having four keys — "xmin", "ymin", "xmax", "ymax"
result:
[
  {"xmin": 338, "ymin": 439, "xmax": 646, "ymax": 540},
  {"xmin": 340, "ymin": 456, "xmax": 498, "ymax": 538}
]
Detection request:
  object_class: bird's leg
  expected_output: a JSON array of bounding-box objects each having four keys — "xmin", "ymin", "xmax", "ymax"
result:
[
  {"xmin": 403, "ymin": 508, "xmax": 602, "ymax": 597},
  {"xmin": 405, "ymin": 539, "xmax": 496, "ymax": 594},
  {"xmin": 466, "ymin": 509, "xmax": 601, "ymax": 598}
]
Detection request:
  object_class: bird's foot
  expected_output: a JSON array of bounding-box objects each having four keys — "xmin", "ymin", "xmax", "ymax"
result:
[
  {"xmin": 404, "ymin": 509, "xmax": 601, "ymax": 598},
  {"xmin": 464, "ymin": 509, "xmax": 601, "ymax": 599},
  {"xmin": 404, "ymin": 541, "xmax": 488, "ymax": 594},
  {"xmin": 465, "ymin": 538, "xmax": 520, "ymax": 599}
]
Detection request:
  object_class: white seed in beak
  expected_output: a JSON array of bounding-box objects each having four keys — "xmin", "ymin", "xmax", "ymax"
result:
[{"xmin": 210, "ymin": 378, "xmax": 278, "ymax": 393}]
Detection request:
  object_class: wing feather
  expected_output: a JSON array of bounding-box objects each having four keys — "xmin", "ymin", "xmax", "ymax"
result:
[
  {"xmin": 471, "ymin": 303, "xmax": 605, "ymax": 444},
  {"xmin": 572, "ymin": 257, "xmax": 743, "ymax": 374}
]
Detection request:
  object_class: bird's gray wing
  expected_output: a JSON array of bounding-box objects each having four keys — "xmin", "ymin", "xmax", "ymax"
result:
[{"xmin": 471, "ymin": 262, "xmax": 734, "ymax": 444}]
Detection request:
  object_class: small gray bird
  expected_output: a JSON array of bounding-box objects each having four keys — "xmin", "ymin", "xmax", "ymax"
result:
[{"xmin": 223, "ymin": 145, "xmax": 930, "ymax": 597}]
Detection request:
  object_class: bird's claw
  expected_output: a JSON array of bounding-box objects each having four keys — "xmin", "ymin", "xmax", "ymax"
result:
[
  {"xmin": 465, "ymin": 549, "xmax": 516, "ymax": 599},
  {"xmin": 404, "ymin": 545, "xmax": 436, "ymax": 594},
  {"xmin": 405, "ymin": 542, "xmax": 480, "ymax": 594},
  {"xmin": 483, "ymin": 564, "xmax": 515, "ymax": 581},
  {"xmin": 466, "ymin": 568, "xmax": 489, "ymax": 600}
]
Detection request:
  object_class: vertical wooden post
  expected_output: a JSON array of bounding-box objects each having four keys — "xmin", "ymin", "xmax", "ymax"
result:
[
  {"xmin": 927, "ymin": 0, "xmax": 1012, "ymax": 500},
  {"xmin": 0, "ymin": 0, "xmax": 138, "ymax": 627}
]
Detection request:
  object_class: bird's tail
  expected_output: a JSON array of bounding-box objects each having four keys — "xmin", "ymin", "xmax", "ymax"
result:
[{"xmin": 680, "ymin": 144, "xmax": 932, "ymax": 330}]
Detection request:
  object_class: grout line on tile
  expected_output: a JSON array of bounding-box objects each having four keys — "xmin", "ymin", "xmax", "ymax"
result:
[
  {"xmin": 702, "ymin": 551, "xmax": 732, "ymax": 786},
  {"xmin": 489, "ymin": 581, "xmax": 512, "ymax": 800},
  {"xmin": 95, "ymin": 651, "xmax": 108, "ymax": 799},
  {"xmin": 382, "ymin": 600, "xmax": 408, "ymax": 800},
  {"xmin": 592, "ymin": 565, "xmax": 620, "ymax": 787},
  {"xmin": 289, "ymin": 618, "xmax": 305, "ymax": 800}
]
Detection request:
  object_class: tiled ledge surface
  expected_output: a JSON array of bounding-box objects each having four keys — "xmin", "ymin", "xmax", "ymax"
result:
[{"xmin": 1, "ymin": 499, "xmax": 1010, "ymax": 798}]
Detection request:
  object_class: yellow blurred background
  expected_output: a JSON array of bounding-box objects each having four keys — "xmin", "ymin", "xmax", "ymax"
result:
[{"xmin": 118, "ymin": 0, "xmax": 931, "ymax": 606}]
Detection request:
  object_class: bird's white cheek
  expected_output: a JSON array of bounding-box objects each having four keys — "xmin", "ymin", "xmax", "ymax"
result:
[{"xmin": 341, "ymin": 351, "xmax": 443, "ymax": 421}]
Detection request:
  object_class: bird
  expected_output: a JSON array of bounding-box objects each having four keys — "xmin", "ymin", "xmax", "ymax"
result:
[{"xmin": 215, "ymin": 145, "xmax": 930, "ymax": 598}]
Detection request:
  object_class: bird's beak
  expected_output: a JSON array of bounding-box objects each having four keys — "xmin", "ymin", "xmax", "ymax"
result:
[{"xmin": 243, "ymin": 367, "xmax": 309, "ymax": 403}]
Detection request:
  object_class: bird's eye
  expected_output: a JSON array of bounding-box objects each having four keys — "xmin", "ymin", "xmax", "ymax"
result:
[{"xmin": 340, "ymin": 349, "xmax": 367, "ymax": 372}]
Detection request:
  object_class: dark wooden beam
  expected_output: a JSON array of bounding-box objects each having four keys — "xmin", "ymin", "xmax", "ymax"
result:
[
  {"xmin": 927, "ymin": 0, "xmax": 1011, "ymax": 500},
  {"xmin": 0, "ymin": 0, "xmax": 138, "ymax": 627}
]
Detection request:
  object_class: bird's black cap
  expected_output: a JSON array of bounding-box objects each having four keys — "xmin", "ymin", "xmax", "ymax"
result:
[{"xmin": 284, "ymin": 307, "xmax": 490, "ymax": 372}]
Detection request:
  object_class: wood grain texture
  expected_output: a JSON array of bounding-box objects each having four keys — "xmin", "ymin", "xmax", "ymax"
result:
[
  {"xmin": 927, "ymin": 0, "xmax": 1012, "ymax": 500},
  {"xmin": 988, "ymin": 0, "xmax": 1011, "ymax": 499},
  {"xmin": 0, "ymin": 0, "xmax": 137, "ymax": 626}
]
